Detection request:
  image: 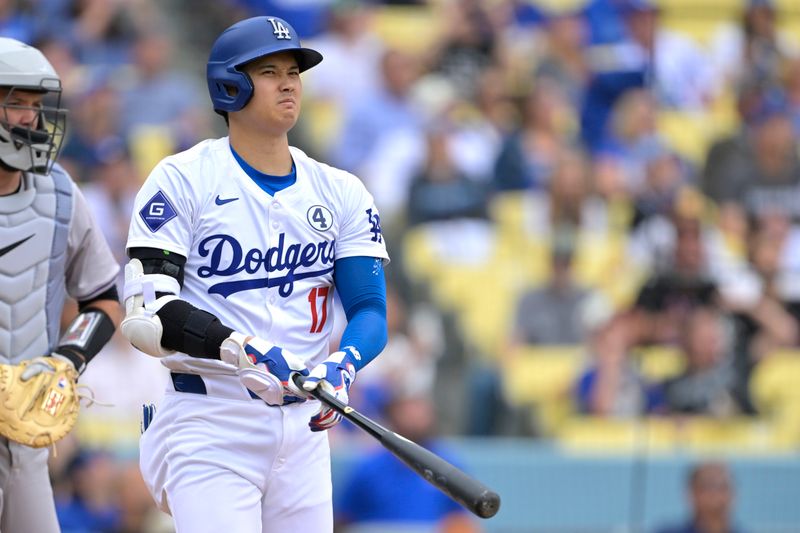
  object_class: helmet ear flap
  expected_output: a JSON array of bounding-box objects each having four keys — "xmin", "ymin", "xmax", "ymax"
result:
[{"xmin": 207, "ymin": 66, "xmax": 253, "ymax": 114}]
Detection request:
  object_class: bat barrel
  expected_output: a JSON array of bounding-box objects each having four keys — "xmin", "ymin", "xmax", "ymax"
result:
[{"xmin": 293, "ymin": 373, "xmax": 502, "ymax": 519}]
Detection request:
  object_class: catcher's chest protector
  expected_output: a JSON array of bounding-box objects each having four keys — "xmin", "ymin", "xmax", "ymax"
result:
[{"xmin": 0, "ymin": 168, "xmax": 71, "ymax": 363}]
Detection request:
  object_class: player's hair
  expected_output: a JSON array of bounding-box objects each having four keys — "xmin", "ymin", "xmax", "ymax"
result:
[
  {"xmin": 0, "ymin": 37, "xmax": 66, "ymax": 173},
  {"xmin": 206, "ymin": 16, "xmax": 323, "ymax": 118}
]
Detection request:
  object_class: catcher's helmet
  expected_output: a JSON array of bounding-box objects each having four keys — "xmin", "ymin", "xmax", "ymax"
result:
[
  {"xmin": 207, "ymin": 16, "xmax": 323, "ymax": 115},
  {"xmin": 0, "ymin": 37, "xmax": 66, "ymax": 173}
]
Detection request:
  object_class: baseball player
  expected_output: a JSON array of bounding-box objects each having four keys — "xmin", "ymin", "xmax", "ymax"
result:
[
  {"xmin": 0, "ymin": 38, "xmax": 121, "ymax": 532},
  {"xmin": 122, "ymin": 16, "xmax": 389, "ymax": 533}
]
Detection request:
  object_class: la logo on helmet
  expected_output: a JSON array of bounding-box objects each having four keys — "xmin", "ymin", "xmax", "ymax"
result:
[{"xmin": 268, "ymin": 18, "xmax": 291, "ymax": 40}]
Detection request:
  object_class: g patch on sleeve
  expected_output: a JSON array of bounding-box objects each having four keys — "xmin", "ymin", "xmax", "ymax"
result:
[{"xmin": 139, "ymin": 191, "xmax": 178, "ymax": 233}]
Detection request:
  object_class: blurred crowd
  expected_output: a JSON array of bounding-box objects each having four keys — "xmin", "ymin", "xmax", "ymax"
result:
[{"xmin": 9, "ymin": 0, "xmax": 800, "ymax": 530}]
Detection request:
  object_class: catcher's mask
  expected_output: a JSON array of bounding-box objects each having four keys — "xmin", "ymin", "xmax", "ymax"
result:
[{"xmin": 0, "ymin": 38, "xmax": 66, "ymax": 173}]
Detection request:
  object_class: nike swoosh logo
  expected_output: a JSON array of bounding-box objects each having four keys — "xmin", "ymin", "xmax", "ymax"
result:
[
  {"xmin": 0, "ymin": 234, "xmax": 33, "ymax": 258},
  {"xmin": 215, "ymin": 195, "xmax": 238, "ymax": 206}
]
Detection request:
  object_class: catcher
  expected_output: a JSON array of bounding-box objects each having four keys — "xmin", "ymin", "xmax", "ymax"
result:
[{"xmin": 0, "ymin": 38, "xmax": 121, "ymax": 532}]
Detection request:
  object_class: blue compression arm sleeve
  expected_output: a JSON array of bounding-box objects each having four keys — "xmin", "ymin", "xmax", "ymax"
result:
[{"xmin": 334, "ymin": 256, "xmax": 387, "ymax": 371}]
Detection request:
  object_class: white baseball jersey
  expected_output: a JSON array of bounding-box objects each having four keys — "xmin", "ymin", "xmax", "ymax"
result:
[{"xmin": 127, "ymin": 137, "xmax": 389, "ymax": 375}]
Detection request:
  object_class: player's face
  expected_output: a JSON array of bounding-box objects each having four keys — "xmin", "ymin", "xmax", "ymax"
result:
[
  {"xmin": 240, "ymin": 52, "xmax": 302, "ymax": 135},
  {"xmin": 0, "ymin": 88, "xmax": 44, "ymax": 129}
]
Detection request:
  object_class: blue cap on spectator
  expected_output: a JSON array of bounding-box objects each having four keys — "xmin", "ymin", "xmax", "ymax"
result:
[
  {"xmin": 93, "ymin": 136, "xmax": 129, "ymax": 165},
  {"xmin": 747, "ymin": 0, "xmax": 774, "ymax": 9},
  {"xmin": 66, "ymin": 448, "xmax": 108, "ymax": 475},
  {"xmin": 619, "ymin": 0, "xmax": 660, "ymax": 14},
  {"xmin": 749, "ymin": 89, "xmax": 790, "ymax": 126}
]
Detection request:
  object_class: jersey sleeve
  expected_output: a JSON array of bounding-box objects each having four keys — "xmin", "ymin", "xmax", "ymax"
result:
[
  {"xmin": 126, "ymin": 159, "xmax": 195, "ymax": 257},
  {"xmin": 66, "ymin": 183, "xmax": 121, "ymax": 301},
  {"xmin": 336, "ymin": 174, "xmax": 390, "ymax": 263}
]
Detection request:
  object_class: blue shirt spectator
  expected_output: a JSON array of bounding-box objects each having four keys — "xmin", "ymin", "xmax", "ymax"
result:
[
  {"xmin": 55, "ymin": 450, "xmax": 122, "ymax": 533},
  {"xmin": 336, "ymin": 392, "xmax": 478, "ymax": 532},
  {"xmin": 0, "ymin": 6, "xmax": 34, "ymax": 43},
  {"xmin": 332, "ymin": 49, "xmax": 423, "ymax": 172},
  {"xmin": 337, "ymin": 443, "xmax": 466, "ymax": 524}
]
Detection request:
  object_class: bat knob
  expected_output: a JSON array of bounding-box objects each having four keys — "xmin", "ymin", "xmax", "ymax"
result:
[
  {"xmin": 291, "ymin": 372, "xmax": 307, "ymax": 389},
  {"xmin": 477, "ymin": 491, "xmax": 501, "ymax": 518}
]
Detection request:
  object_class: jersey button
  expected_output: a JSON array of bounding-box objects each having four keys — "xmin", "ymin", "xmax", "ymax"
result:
[
  {"xmin": 269, "ymin": 296, "xmax": 276, "ymax": 304},
  {"xmin": 271, "ymin": 221, "xmax": 279, "ymax": 229},
  {"xmin": 272, "ymin": 202, "xmax": 280, "ymax": 209}
]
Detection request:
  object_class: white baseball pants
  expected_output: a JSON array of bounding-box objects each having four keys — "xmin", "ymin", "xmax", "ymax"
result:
[{"xmin": 139, "ymin": 386, "xmax": 332, "ymax": 533}]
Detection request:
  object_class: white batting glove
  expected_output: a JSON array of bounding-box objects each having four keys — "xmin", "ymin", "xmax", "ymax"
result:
[
  {"xmin": 303, "ymin": 347, "xmax": 359, "ymax": 431},
  {"xmin": 220, "ymin": 332, "xmax": 308, "ymax": 406}
]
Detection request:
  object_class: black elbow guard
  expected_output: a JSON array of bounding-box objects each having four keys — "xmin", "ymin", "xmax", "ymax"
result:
[{"xmin": 157, "ymin": 300, "xmax": 234, "ymax": 359}]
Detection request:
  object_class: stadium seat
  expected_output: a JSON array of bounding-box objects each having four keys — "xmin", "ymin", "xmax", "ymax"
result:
[
  {"xmin": 682, "ymin": 417, "xmax": 786, "ymax": 453},
  {"xmin": 489, "ymin": 191, "xmax": 529, "ymax": 258},
  {"xmin": 659, "ymin": 18, "xmax": 735, "ymax": 46},
  {"xmin": 457, "ymin": 286, "xmax": 519, "ymax": 358},
  {"xmin": 302, "ymin": 98, "xmax": 343, "ymax": 156},
  {"xmin": 525, "ymin": 0, "xmax": 590, "ymax": 15},
  {"xmin": 128, "ymin": 125, "xmax": 175, "ymax": 179},
  {"xmin": 749, "ymin": 350, "xmax": 800, "ymax": 418},
  {"xmin": 402, "ymin": 218, "xmax": 535, "ymax": 358},
  {"xmin": 502, "ymin": 345, "xmax": 585, "ymax": 434},
  {"xmin": 556, "ymin": 416, "xmax": 680, "ymax": 453},
  {"xmin": 76, "ymin": 416, "xmax": 141, "ymax": 454},
  {"xmin": 556, "ymin": 416, "xmax": 788, "ymax": 453},
  {"xmin": 657, "ymin": 111, "xmax": 715, "ymax": 166},
  {"xmin": 502, "ymin": 345, "xmax": 585, "ymax": 405},
  {"xmin": 779, "ymin": 19, "xmax": 800, "ymax": 49},
  {"xmin": 633, "ymin": 345, "xmax": 685, "ymax": 382},
  {"xmin": 652, "ymin": 0, "xmax": 743, "ymax": 14},
  {"xmin": 372, "ymin": 6, "xmax": 442, "ymax": 53},
  {"xmin": 401, "ymin": 225, "xmax": 445, "ymax": 284}
]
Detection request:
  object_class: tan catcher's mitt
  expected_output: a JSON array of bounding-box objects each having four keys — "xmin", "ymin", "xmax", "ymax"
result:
[{"xmin": 0, "ymin": 357, "xmax": 80, "ymax": 448}]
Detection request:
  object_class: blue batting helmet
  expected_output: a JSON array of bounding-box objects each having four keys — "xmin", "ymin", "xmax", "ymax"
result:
[{"xmin": 207, "ymin": 16, "xmax": 323, "ymax": 115}]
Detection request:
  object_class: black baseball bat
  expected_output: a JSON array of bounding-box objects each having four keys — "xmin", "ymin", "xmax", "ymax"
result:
[{"xmin": 293, "ymin": 374, "xmax": 501, "ymax": 519}]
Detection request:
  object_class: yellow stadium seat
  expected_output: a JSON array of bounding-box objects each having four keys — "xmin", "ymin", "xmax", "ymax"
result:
[
  {"xmin": 681, "ymin": 417, "xmax": 787, "ymax": 453},
  {"xmin": 779, "ymin": 21, "xmax": 800, "ymax": 48},
  {"xmin": 402, "ymin": 224, "xmax": 524, "ymax": 358},
  {"xmin": 657, "ymin": 111, "xmax": 714, "ymax": 166},
  {"xmin": 774, "ymin": 0, "xmax": 800, "ymax": 14},
  {"xmin": 457, "ymin": 284, "xmax": 518, "ymax": 358},
  {"xmin": 489, "ymin": 192, "xmax": 526, "ymax": 234},
  {"xmin": 556, "ymin": 416, "xmax": 788, "ymax": 454},
  {"xmin": 633, "ymin": 345, "xmax": 685, "ymax": 382},
  {"xmin": 557, "ymin": 416, "xmax": 680, "ymax": 453},
  {"xmin": 76, "ymin": 415, "xmax": 141, "ymax": 451},
  {"xmin": 502, "ymin": 345, "xmax": 585, "ymax": 405},
  {"xmin": 749, "ymin": 350, "xmax": 800, "ymax": 418},
  {"xmin": 523, "ymin": 0, "xmax": 590, "ymax": 16},
  {"xmin": 128, "ymin": 125, "xmax": 175, "ymax": 179},
  {"xmin": 371, "ymin": 6, "xmax": 442, "ymax": 53},
  {"xmin": 302, "ymin": 98, "xmax": 343, "ymax": 156},
  {"xmin": 501, "ymin": 345, "xmax": 585, "ymax": 435},
  {"xmin": 659, "ymin": 18, "xmax": 736, "ymax": 45},
  {"xmin": 401, "ymin": 226, "xmax": 444, "ymax": 283},
  {"xmin": 653, "ymin": 0, "xmax": 743, "ymax": 14},
  {"xmin": 572, "ymin": 230, "xmax": 641, "ymax": 306}
]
